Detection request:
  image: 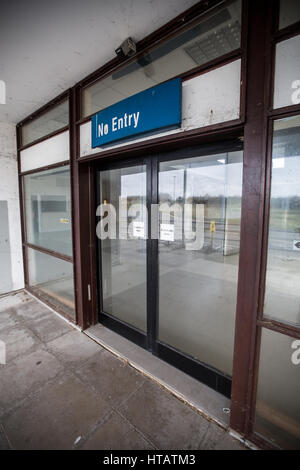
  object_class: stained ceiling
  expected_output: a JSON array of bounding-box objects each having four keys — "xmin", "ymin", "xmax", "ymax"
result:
[{"xmin": 0, "ymin": 0, "xmax": 199, "ymax": 123}]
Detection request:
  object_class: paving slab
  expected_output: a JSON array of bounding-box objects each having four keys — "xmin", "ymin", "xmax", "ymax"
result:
[
  {"xmin": 118, "ymin": 379, "xmax": 210, "ymax": 450},
  {"xmin": 0, "ymin": 348, "xmax": 63, "ymax": 412},
  {"xmin": 80, "ymin": 411, "xmax": 154, "ymax": 450},
  {"xmin": 13, "ymin": 299, "xmax": 51, "ymax": 322},
  {"xmin": 200, "ymin": 421, "xmax": 246, "ymax": 450},
  {"xmin": 0, "ymin": 324, "xmax": 42, "ymax": 364},
  {"xmin": 46, "ymin": 330, "xmax": 102, "ymax": 368},
  {"xmin": 216, "ymin": 431, "xmax": 247, "ymax": 450},
  {"xmin": 76, "ymin": 349, "xmax": 145, "ymax": 407},
  {"xmin": 0, "ymin": 308, "xmax": 23, "ymax": 332},
  {"xmin": 27, "ymin": 313, "xmax": 71, "ymax": 343},
  {"xmin": 2, "ymin": 372, "xmax": 111, "ymax": 450},
  {"xmin": 0, "ymin": 292, "xmax": 251, "ymax": 450},
  {"xmin": 0, "ymin": 423, "xmax": 10, "ymax": 450},
  {"xmin": 86, "ymin": 325, "xmax": 231, "ymax": 426},
  {"xmin": 0, "ymin": 291, "xmax": 32, "ymax": 313}
]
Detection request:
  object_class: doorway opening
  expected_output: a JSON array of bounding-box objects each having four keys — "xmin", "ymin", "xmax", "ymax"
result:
[{"xmin": 95, "ymin": 140, "xmax": 243, "ymax": 397}]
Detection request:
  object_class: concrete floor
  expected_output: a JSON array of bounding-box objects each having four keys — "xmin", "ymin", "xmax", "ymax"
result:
[{"xmin": 0, "ymin": 291, "xmax": 247, "ymax": 450}]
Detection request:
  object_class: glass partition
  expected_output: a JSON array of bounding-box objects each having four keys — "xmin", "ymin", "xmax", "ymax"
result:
[
  {"xmin": 263, "ymin": 116, "xmax": 300, "ymax": 327},
  {"xmin": 273, "ymin": 34, "xmax": 300, "ymax": 109},
  {"xmin": 27, "ymin": 248, "xmax": 75, "ymax": 319},
  {"xmin": 158, "ymin": 150, "xmax": 243, "ymax": 376},
  {"xmin": 23, "ymin": 166, "xmax": 73, "ymax": 258},
  {"xmin": 255, "ymin": 328, "xmax": 300, "ymax": 449},
  {"xmin": 99, "ymin": 164, "xmax": 147, "ymax": 332},
  {"xmin": 22, "ymin": 100, "xmax": 69, "ymax": 147},
  {"xmin": 279, "ymin": 0, "xmax": 300, "ymax": 30},
  {"xmin": 83, "ymin": 0, "xmax": 241, "ymax": 117}
]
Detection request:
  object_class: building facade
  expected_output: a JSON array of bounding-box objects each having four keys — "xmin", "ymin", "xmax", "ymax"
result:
[{"xmin": 12, "ymin": 0, "xmax": 300, "ymax": 450}]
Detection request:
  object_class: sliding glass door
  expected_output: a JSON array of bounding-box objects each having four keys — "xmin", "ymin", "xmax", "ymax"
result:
[
  {"xmin": 96, "ymin": 161, "xmax": 148, "ymax": 346},
  {"xmin": 96, "ymin": 142, "xmax": 243, "ymax": 396},
  {"xmin": 157, "ymin": 150, "xmax": 243, "ymax": 388}
]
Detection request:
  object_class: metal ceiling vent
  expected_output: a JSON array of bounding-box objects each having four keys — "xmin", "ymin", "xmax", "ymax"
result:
[{"xmin": 184, "ymin": 19, "xmax": 240, "ymax": 65}]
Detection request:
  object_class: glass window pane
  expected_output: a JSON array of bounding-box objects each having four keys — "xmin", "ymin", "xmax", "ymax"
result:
[
  {"xmin": 264, "ymin": 116, "xmax": 300, "ymax": 327},
  {"xmin": 273, "ymin": 34, "xmax": 300, "ymax": 109},
  {"xmin": 27, "ymin": 248, "xmax": 75, "ymax": 319},
  {"xmin": 279, "ymin": 0, "xmax": 300, "ymax": 29},
  {"xmin": 99, "ymin": 165, "xmax": 147, "ymax": 332},
  {"xmin": 82, "ymin": 0, "xmax": 241, "ymax": 117},
  {"xmin": 158, "ymin": 150, "xmax": 243, "ymax": 376},
  {"xmin": 24, "ymin": 166, "xmax": 73, "ymax": 258},
  {"xmin": 255, "ymin": 328, "xmax": 300, "ymax": 449},
  {"xmin": 22, "ymin": 100, "xmax": 69, "ymax": 146}
]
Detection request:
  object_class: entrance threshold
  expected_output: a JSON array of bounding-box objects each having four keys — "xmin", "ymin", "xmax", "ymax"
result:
[{"xmin": 84, "ymin": 324, "xmax": 254, "ymax": 449}]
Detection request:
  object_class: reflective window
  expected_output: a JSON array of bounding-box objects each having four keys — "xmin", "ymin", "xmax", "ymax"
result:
[
  {"xmin": 279, "ymin": 0, "xmax": 300, "ymax": 29},
  {"xmin": 99, "ymin": 165, "xmax": 147, "ymax": 332},
  {"xmin": 22, "ymin": 100, "xmax": 69, "ymax": 147},
  {"xmin": 255, "ymin": 328, "xmax": 300, "ymax": 450},
  {"xmin": 27, "ymin": 248, "xmax": 75, "ymax": 319},
  {"xmin": 158, "ymin": 150, "xmax": 243, "ymax": 376},
  {"xmin": 264, "ymin": 116, "xmax": 300, "ymax": 327},
  {"xmin": 23, "ymin": 166, "xmax": 72, "ymax": 258},
  {"xmin": 82, "ymin": 0, "xmax": 241, "ymax": 117},
  {"xmin": 274, "ymin": 34, "xmax": 300, "ymax": 109}
]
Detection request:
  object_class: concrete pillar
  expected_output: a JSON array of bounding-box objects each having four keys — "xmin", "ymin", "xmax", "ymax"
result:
[{"xmin": 0, "ymin": 122, "xmax": 24, "ymax": 294}]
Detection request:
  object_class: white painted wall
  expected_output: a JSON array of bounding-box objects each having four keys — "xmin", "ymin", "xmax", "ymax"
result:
[
  {"xmin": 20, "ymin": 130, "xmax": 70, "ymax": 173},
  {"xmin": 0, "ymin": 122, "xmax": 24, "ymax": 294}
]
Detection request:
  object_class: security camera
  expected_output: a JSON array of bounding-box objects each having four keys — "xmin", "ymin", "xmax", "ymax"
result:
[{"xmin": 115, "ymin": 37, "xmax": 137, "ymax": 58}]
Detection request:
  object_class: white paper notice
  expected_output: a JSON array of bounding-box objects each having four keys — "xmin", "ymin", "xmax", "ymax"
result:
[
  {"xmin": 160, "ymin": 224, "xmax": 174, "ymax": 241},
  {"xmin": 133, "ymin": 221, "xmax": 145, "ymax": 238}
]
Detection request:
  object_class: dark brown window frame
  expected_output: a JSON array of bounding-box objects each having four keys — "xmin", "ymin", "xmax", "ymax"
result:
[
  {"xmin": 19, "ymin": 125, "xmax": 70, "ymax": 153},
  {"xmin": 16, "ymin": 0, "xmax": 250, "ymax": 437},
  {"xmin": 20, "ymin": 159, "xmax": 70, "ymax": 177},
  {"xmin": 74, "ymin": 0, "xmax": 247, "ymax": 165},
  {"xmin": 16, "ymin": 0, "xmax": 300, "ymax": 449},
  {"xmin": 268, "ymin": 27, "xmax": 300, "ymax": 117},
  {"xmin": 231, "ymin": 0, "xmax": 300, "ymax": 449},
  {"xmin": 258, "ymin": 112, "xmax": 300, "ymax": 336},
  {"xmin": 70, "ymin": 0, "xmax": 248, "ymax": 333},
  {"xmin": 17, "ymin": 90, "xmax": 77, "ymax": 323},
  {"xmin": 18, "ymin": 89, "xmax": 70, "ymax": 150}
]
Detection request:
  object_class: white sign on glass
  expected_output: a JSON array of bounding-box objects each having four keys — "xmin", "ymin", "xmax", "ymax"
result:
[
  {"xmin": 133, "ymin": 221, "xmax": 145, "ymax": 238},
  {"xmin": 160, "ymin": 223, "xmax": 174, "ymax": 242}
]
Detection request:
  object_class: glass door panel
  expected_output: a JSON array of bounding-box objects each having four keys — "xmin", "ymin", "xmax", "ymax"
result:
[
  {"xmin": 158, "ymin": 150, "xmax": 243, "ymax": 376},
  {"xmin": 96, "ymin": 145, "xmax": 243, "ymax": 396},
  {"xmin": 98, "ymin": 164, "xmax": 147, "ymax": 332}
]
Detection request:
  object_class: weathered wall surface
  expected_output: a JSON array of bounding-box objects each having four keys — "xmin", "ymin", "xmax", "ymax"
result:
[{"xmin": 0, "ymin": 122, "xmax": 24, "ymax": 294}]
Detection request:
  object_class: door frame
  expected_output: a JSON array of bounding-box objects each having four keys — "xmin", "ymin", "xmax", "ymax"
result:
[
  {"xmin": 95, "ymin": 138, "xmax": 243, "ymax": 398},
  {"xmin": 95, "ymin": 156, "xmax": 150, "ymax": 349}
]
